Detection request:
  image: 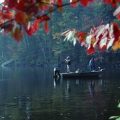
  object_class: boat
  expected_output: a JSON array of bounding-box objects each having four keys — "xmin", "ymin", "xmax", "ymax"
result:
[{"xmin": 60, "ymin": 71, "xmax": 103, "ymax": 79}]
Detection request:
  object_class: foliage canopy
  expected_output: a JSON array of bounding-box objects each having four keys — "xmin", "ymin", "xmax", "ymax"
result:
[{"xmin": 0, "ymin": 0, "xmax": 120, "ymax": 54}]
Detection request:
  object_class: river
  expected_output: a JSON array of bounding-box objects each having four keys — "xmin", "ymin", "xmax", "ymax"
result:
[{"xmin": 0, "ymin": 67, "xmax": 119, "ymax": 120}]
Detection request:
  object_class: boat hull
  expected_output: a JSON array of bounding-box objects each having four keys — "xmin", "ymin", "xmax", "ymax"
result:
[{"xmin": 61, "ymin": 71, "xmax": 102, "ymax": 79}]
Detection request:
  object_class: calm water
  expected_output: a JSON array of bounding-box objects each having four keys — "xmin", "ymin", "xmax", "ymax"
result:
[{"xmin": 0, "ymin": 68, "xmax": 120, "ymax": 120}]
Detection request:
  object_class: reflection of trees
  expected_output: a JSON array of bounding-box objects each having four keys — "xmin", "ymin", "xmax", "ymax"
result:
[
  {"xmin": 0, "ymin": 68, "xmax": 120, "ymax": 120},
  {"xmin": 0, "ymin": 96, "xmax": 32, "ymax": 120},
  {"xmin": 53, "ymin": 79, "xmax": 108, "ymax": 120},
  {"xmin": 18, "ymin": 96, "xmax": 31, "ymax": 120},
  {"xmin": 53, "ymin": 78, "xmax": 120, "ymax": 120},
  {"xmin": 87, "ymin": 80, "xmax": 106, "ymax": 120},
  {"xmin": 0, "ymin": 68, "xmax": 53, "ymax": 120}
]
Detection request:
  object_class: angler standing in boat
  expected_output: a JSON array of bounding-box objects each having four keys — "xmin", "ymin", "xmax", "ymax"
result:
[{"xmin": 65, "ymin": 56, "xmax": 71, "ymax": 73}]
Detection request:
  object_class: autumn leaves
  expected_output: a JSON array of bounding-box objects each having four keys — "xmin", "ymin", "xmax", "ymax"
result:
[
  {"xmin": 62, "ymin": 23, "xmax": 120, "ymax": 55},
  {"xmin": 0, "ymin": 0, "xmax": 52, "ymax": 41},
  {"xmin": 0, "ymin": 0, "xmax": 120, "ymax": 46}
]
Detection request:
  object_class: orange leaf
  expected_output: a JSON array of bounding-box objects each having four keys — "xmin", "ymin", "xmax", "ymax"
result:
[
  {"xmin": 44, "ymin": 21, "xmax": 49, "ymax": 33},
  {"xmin": 112, "ymin": 39, "xmax": 120, "ymax": 51},
  {"xmin": 12, "ymin": 28, "xmax": 23, "ymax": 41},
  {"xmin": 15, "ymin": 11, "xmax": 28, "ymax": 25}
]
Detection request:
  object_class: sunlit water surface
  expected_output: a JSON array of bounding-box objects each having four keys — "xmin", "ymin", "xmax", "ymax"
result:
[{"xmin": 0, "ymin": 68, "xmax": 120, "ymax": 120}]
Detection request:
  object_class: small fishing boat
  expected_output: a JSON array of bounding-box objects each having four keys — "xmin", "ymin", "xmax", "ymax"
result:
[
  {"xmin": 53, "ymin": 67, "xmax": 104, "ymax": 80},
  {"xmin": 60, "ymin": 70, "xmax": 103, "ymax": 79}
]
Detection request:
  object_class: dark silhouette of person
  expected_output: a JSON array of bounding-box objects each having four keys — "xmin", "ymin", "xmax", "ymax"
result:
[
  {"xmin": 89, "ymin": 57, "xmax": 96, "ymax": 71},
  {"xmin": 53, "ymin": 67, "xmax": 60, "ymax": 80}
]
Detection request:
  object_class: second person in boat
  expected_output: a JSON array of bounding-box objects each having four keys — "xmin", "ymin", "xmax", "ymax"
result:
[{"xmin": 88, "ymin": 57, "xmax": 96, "ymax": 72}]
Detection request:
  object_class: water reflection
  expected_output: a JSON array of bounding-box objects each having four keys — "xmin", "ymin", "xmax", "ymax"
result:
[
  {"xmin": 0, "ymin": 68, "xmax": 119, "ymax": 120},
  {"xmin": 53, "ymin": 77, "xmax": 120, "ymax": 120},
  {"xmin": 64, "ymin": 80, "xmax": 71, "ymax": 99},
  {"xmin": 88, "ymin": 80, "xmax": 95, "ymax": 97},
  {"xmin": 14, "ymin": 96, "xmax": 31, "ymax": 120}
]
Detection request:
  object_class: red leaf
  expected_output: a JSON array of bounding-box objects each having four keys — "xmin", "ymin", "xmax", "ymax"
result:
[
  {"xmin": 37, "ymin": 15, "xmax": 50, "ymax": 22},
  {"xmin": 57, "ymin": 0, "xmax": 63, "ymax": 7},
  {"xmin": 76, "ymin": 32, "xmax": 86, "ymax": 43},
  {"xmin": 103, "ymin": 0, "xmax": 120, "ymax": 7},
  {"xmin": 80, "ymin": 0, "xmax": 93, "ymax": 6},
  {"xmin": 16, "ymin": 0, "xmax": 25, "ymax": 11},
  {"xmin": 116, "ymin": 13, "xmax": 120, "ymax": 20},
  {"xmin": 2, "ymin": 11, "xmax": 14, "ymax": 19},
  {"xmin": 28, "ymin": 5, "xmax": 39, "ymax": 15},
  {"xmin": 33, "ymin": 20, "xmax": 40, "ymax": 31},
  {"xmin": 7, "ymin": 0, "xmax": 17, "ymax": 9},
  {"xmin": 26, "ymin": 27, "xmax": 33, "ymax": 36},
  {"xmin": 26, "ymin": 19, "xmax": 40, "ymax": 36},
  {"xmin": 26, "ymin": 15, "xmax": 50, "ymax": 35},
  {"xmin": 99, "ymin": 45, "xmax": 107, "ymax": 51},
  {"xmin": 113, "ymin": 23, "xmax": 120, "ymax": 41},
  {"xmin": 87, "ymin": 45, "xmax": 95, "ymax": 55},
  {"xmin": 2, "ymin": 6, "xmax": 9, "ymax": 12},
  {"xmin": 39, "ymin": 5, "xmax": 49, "ymax": 11},
  {"xmin": 57, "ymin": 0, "xmax": 63, "ymax": 11},
  {"xmin": 70, "ymin": 0, "xmax": 78, "ymax": 7}
]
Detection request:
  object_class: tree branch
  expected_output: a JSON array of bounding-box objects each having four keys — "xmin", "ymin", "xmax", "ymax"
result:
[{"xmin": 0, "ymin": 0, "xmax": 83, "ymax": 29}]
